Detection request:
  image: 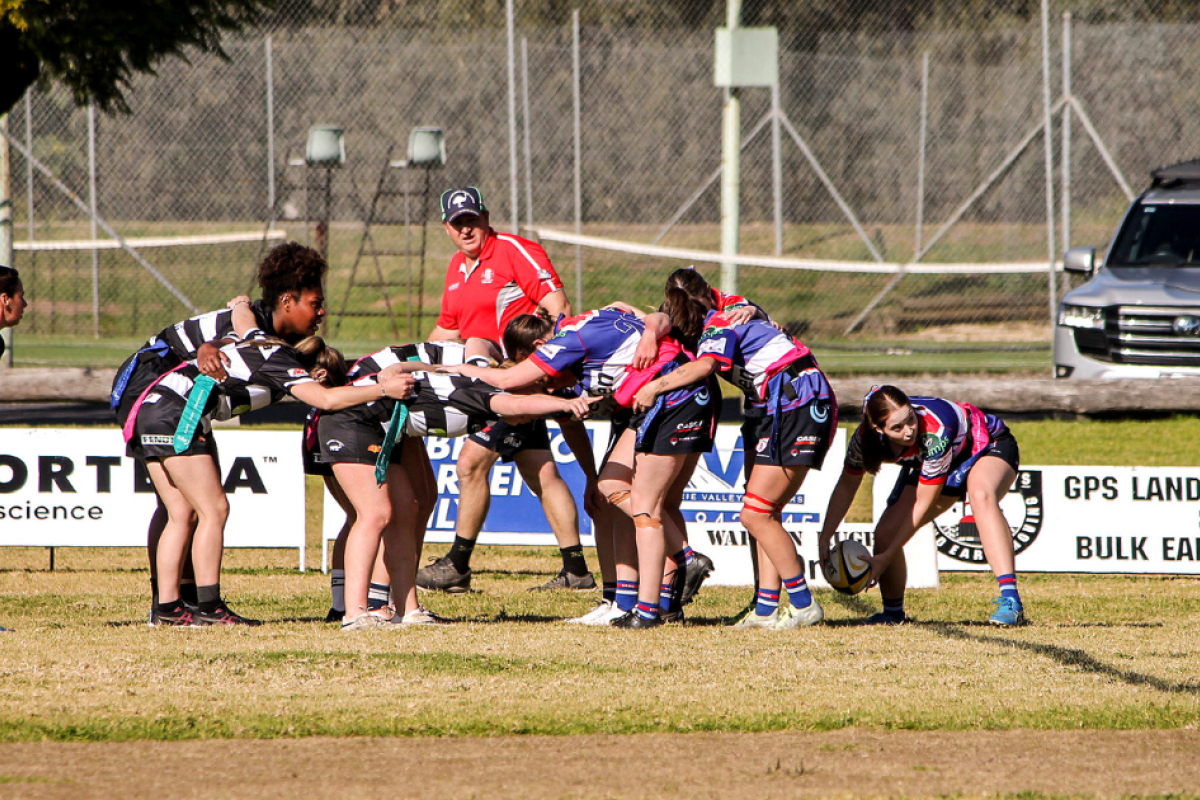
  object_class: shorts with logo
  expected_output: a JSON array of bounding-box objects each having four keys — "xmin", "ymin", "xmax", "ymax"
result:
[
  {"xmin": 315, "ymin": 405, "xmax": 402, "ymax": 468},
  {"xmin": 753, "ymin": 396, "xmax": 835, "ymax": 468},
  {"xmin": 628, "ymin": 379, "xmax": 718, "ymax": 455},
  {"xmin": 127, "ymin": 392, "xmax": 219, "ymax": 462},
  {"xmin": 467, "ymin": 418, "xmax": 551, "ymax": 462},
  {"xmin": 887, "ymin": 429, "xmax": 1020, "ymax": 504}
]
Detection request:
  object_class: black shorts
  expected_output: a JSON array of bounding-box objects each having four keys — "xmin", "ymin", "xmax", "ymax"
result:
[
  {"xmin": 128, "ymin": 394, "xmax": 218, "ymax": 462},
  {"xmin": 888, "ymin": 430, "xmax": 1021, "ymax": 504},
  {"xmin": 467, "ymin": 418, "xmax": 551, "ymax": 463},
  {"xmin": 302, "ymin": 410, "xmax": 333, "ymax": 477},
  {"xmin": 629, "ymin": 384, "xmax": 717, "ymax": 455},
  {"xmin": 315, "ymin": 408, "xmax": 401, "ymax": 468},
  {"xmin": 752, "ymin": 396, "xmax": 835, "ymax": 469}
]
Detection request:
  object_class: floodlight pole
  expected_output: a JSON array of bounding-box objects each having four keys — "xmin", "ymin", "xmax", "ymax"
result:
[{"xmin": 720, "ymin": 0, "xmax": 742, "ymax": 296}]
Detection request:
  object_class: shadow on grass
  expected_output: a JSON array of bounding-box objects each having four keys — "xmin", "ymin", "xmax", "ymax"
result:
[{"xmin": 925, "ymin": 621, "xmax": 1200, "ymax": 695}]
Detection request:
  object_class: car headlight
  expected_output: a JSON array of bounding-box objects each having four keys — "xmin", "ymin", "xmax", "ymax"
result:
[{"xmin": 1058, "ymin": 304, "xmax": 1105, "ymax": 329}]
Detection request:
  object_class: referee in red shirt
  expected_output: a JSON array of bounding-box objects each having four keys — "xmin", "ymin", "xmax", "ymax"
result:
[{"xmin": 418, "ymin": 187, "xmax": 597, "ymax": 593}]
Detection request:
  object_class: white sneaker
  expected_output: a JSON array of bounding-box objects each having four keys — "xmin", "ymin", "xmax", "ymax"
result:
[
  {"xmin": 774, "ymin": 597, "xmax": 824, "ymax": 630},
  {"xmin": 729, "ymin": 607, "xmax": 780, "ymax": 629},
  {"xmin": 340, "ymin": 611, "xmax": 389, "ymax": 631},
  {"xmin": 566, "ymin": 600, "xmax": 626, "ymax": 626},
  {"xmin": 397, "ymin": 605, "xmax": 453, "ymax": 626}
]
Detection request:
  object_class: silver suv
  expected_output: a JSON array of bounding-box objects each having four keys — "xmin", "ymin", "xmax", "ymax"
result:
[{"xmin": 1055, "ymin": 159, "xmax": 1200, "ymax": 379}]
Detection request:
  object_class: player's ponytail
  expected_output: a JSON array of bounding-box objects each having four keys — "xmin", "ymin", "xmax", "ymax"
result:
[
  {"xmin": 859, "ymin": 385, "xmax": 911, "ymax": 474},
  {"xmin": 664, "ymin": 266, "xmax": 714, "ymax": 310},
  {"xmin": 659, "ymin": 286, "xmax": 707, "ymax": 352},
  {"xmin": 503, "ymin": 311, "xmax": 555, "ymax": 363},
  {"xmin": 292, "ymin": 335, "xmax": 347, "ymax": 386}
]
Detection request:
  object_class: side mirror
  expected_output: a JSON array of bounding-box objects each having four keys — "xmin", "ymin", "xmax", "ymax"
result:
[{"xmin": 1063, "ymin": 247, "xmax": 1096, "ymax": 276}]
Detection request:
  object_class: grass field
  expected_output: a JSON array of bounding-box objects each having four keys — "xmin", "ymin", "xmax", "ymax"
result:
[{"xmin": 1, "ymin": 419, "xmax": 1199, "ymax": 797}]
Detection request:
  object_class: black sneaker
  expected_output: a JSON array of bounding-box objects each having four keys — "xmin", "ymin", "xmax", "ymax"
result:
[
  {"xmin": 152, "ymin": 603, "xmax": 201, "ymax": 628},
  {"xmin": 660, "ymin": 609, "xmax": 685, "ymax": 624},
  {"xmin": 324, "ymin": 607, "xmax": 344, "ymax": 623},
  {"xmin": 528, "ymin": 570, "xmax": 597, "ymax": 592},
  {"xmin": 196, "ymin": 600, "xmax": 262, "ymax": 626},
  {"xmin": 680, "ymin": 551, "xmax": 714, "ymax": 606},
  {"xmin": 416, "ymin": 555, "xmax": 472, "ymax": 593},
  {"xmin": 611, "ymin": 611, "xmax": 664, "ymax": 629}
]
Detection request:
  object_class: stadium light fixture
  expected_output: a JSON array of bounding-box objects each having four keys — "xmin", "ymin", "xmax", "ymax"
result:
[
  {"xmin": 407, "ymin": 127, "xmax": 446, "ymax": 168},
  {"xmin": 306, "ymin": 125, "xmax": 346, "ymax": 167}
]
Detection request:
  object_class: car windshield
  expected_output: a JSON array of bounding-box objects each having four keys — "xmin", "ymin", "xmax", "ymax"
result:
[{"xmin": 1109, "ymin": 203, "xmax": 1200, "ymax": 267}]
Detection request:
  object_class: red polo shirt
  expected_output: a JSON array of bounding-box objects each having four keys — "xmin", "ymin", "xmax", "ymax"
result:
[{"xmin": 436, "ymin": 228, "xmax": 564, "ymax": 342}]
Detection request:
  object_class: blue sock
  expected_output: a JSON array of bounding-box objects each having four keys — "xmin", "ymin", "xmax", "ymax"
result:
[
  {"xmin": 673, "ymin": 546, "xmax": 694, "ymax": 566},
  {"xmin": 635, "ymin": 601, "xmax": 660, "ymax": 620},
  {"xmin": 659, "ymin": 582, "xmax": 675, "ymax": 613},
  {"xmin": 367, "ymin": 582, "xmax": 390, "ymax": 610},
  {"xmin": 602, "ymin": 582, "xmax": 617, "ymax": 604},
  {"xmin": 756, "ymin": 588, "xmax": 780, "ymax": 617},
  {"xmin": 997, "ymin": 573, "xmax": 1021, "ymax": 602},
  {"xmin": 615, "ymin": 581, "xmax": 638, "ymax": 612},
  {"xmin": 881, "ymin": 595, "xmax": 906, "ymax": 620},
  {"xmin": 782, "ymin": 573, "xmax": 812, "ymax": 609}
]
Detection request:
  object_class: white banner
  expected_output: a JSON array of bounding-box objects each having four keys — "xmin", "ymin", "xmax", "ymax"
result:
[
  {"xmin": 0, "ymin": 429, "xmax": 305, "ymax": 565},
  {"xmin": 874, "ymin": 464, "xmax": 1200, "ymax": 575}
]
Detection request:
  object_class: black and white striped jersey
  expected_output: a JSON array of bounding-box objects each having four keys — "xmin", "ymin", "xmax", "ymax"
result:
[
  {"xmin": 338, "ymin": 369, "xmax": 501, "ymax": 438},
  {"xmin": 148, "ymin": 299, "xmax": 274, "ymax": 360},
  {"xmin": 347, "ymin": 341, "xmax": 490, "ymax": 378},
  {"xmin": 144, "ymin": 337, "xmax": 314, "ymax": 425}
]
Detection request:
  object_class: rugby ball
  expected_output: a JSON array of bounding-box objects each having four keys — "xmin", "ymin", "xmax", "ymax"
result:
[{"xmin": 823, "ymin": 539, "xmax": 872, "ymax": 596}]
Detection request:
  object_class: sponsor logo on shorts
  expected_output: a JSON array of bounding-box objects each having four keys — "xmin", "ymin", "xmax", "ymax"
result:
[
  {"xmin": 288, "ymin": 367, "xmax": 308, "ymax": 378},
  {"xmin": 756, "ymin": 437, "xmax": 769, "ymax": 453},
  {"xmin": 675, "ymin": 420, "xmax": 704, "ymax": 432},
  {"xmin": 810, "ymin": 401, "xmax": 830, "ymax": 424},
  {"xmin": 694, "ymin": 387, "xmax": 710, "ymax": 406},
  {"xmin": 326, "ymin": 439, "xmax": 345, "ymax": 452},
  {"xmin": 368, "ymin": 444, "xmax": 382, "ymax": 453},
  {"xmin": 140, "ymin": 435, "xmax": 174, "ymax": 446}
]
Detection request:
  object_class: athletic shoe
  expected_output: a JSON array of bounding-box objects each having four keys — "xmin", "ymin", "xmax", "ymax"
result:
[
  {"xmin": 340, "ymin": 611, "xmax": 388, "ymax": 631},
  {"xmin": 610, "ymin": 611, "xmax": 664, "ymax": 629},
  {"xmin": 988, "ymin": 596, "xmax": 1026, "ymax": 627},
  {"xmin": 774, "ymin": 598, "xmax": 824, "ymax": 630},
  {"xmin": 324, "ymin": 607, "xmax": 344, "ymax": 623},
  {"xmin": 415, "ymin": 555, "xmax": 472, "ymax": 593},
  {"xmin": 660, "ymin": 609, "xmax": 685, "ymax": 624},
  {"xmin": 680, "ymin": 551, "xmax": 714, "ymax": 606},
  {"xmin": 528, "ymin": 569, "xmax": 597, "ymax": 592},
  {"xmin": 397, "ymin": 606, "xmax": 453, "ymax": 626},
  {"xmin": 565, "ymin": 600, "xmax": 626, "ymax": 626},
  {"xmin": 196, "ymin": 600, "xmax": 262, "ymax": 626},
  {"xmin": 0, "ymin": 625, "xmax": 13, "ymax": 633},
  {"xmin": 729, "ymin": 608, "xmax": 780, "ymax": 629},
  {"xmin": 725, "ymin": 600, "xmax": 757, "ymax": 627},
  {"xmin": 864, "ymin": 611, "xmax": 907, "ymax": 626},
  {"xmin": 151, "ymin": 603, "xmax": 202, "ymax": 628}
]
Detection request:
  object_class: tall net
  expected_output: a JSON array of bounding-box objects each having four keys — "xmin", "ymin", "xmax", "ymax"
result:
[{"xmin": 5, "ymin": 2, "xmax": 1199, "ymax": 362}]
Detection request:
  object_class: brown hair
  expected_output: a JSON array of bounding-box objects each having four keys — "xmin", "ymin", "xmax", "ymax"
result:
[
  {"xmin": 0, "ymin": 266, "xmax": 20, "ymax": 298},
  {"xmin": 858, "ymin": 385, "xmax": 912, "ymax": 474},
  {"xmin": 658, "ymin": 286, "xmax": 708, "ymax": 352},
  {"xmin": 292, "ymin": 336, "xmax": 347, "ymax": 386},
  {"xmin": 664, "ymin": 267, "xmax": 714, "ymax": 310},
  {"xmin": 256, "ymin": 242, "xmax": 327, "ymax": 311},
  {"xmin": 503, "ymin": 310, "xmax": 555, "ymax": 363}
]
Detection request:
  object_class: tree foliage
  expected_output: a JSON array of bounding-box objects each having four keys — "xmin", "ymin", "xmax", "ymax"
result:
[{"xmin": 0, "ymin": 0, "xmax": 275, "ymax": 116}]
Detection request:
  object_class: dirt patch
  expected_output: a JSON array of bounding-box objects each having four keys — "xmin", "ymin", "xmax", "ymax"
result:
[{"xmin": 1, "ymin": 730, "xmax": 1197, "ymax": 799}]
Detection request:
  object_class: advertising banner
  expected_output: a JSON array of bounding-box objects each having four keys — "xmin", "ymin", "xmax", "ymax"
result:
[
  {"xmin": 0, "ymin": 429, "xmax": 305, "ymax": 564},
  {"xmin": 874, "ymin": 464, "xmax": 1200, "ymax": 575}
]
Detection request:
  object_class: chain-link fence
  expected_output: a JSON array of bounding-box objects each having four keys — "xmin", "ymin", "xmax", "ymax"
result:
[{"xmin": 5, "ymin": 1, "xmax": 1200, "ymax": 361}]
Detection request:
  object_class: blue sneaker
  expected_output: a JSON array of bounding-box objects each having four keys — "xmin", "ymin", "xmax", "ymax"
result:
[{"xmin": 988, "ymin": 596, "xmax": 1025, "ymax": 626}]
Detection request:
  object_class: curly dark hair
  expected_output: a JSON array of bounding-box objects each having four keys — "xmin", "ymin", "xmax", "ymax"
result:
[{"xmin": 256, "ymin": 242, "xmax": 327, "ymax": 310}]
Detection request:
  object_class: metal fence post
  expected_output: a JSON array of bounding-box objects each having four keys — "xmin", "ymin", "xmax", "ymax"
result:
[
  {"xmin": 507, "ymin": 0, "xmax": 519, "ymax": 233},
  {"xmin": 266, "ymin": 33, "xmax": 276, "ymax": 231},
  {"xmin": 573, "ymin": 9, "xmax": 582, "ymax": 311},
  {"xmin": 88, "ymin": 104, "xmax": 100, "ymax": 339},
  {"xmin": 1040, "ymin": 0, "xmax": 1058, "ymax": 337}
]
